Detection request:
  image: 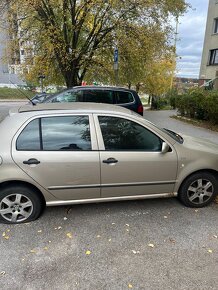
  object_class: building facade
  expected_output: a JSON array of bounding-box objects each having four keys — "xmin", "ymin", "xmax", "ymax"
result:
[
  {"xmin": 199, "ymin": 0, "xmax": 218, "ymax": 85},
  {"xmin": 0, "ymin": 16, "xmax": 28, "ymax": 87}
]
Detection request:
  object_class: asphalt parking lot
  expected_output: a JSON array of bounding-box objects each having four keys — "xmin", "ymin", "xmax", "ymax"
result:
[{"xmin": 0, "ymin": 104, "xmax": 218, "ymax": 290}]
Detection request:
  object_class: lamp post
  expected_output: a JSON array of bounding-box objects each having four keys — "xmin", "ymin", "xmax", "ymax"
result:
[
  {"xmin": 170, "ymin": 16, "xmax": 179, "ymax": 90},
  {"xmin": 38, "ymin": 74, "xmax": 45, "ymax": 93}
]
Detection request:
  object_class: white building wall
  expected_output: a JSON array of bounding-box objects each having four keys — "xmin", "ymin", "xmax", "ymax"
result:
[{"xmin": 200, "ymin": 0, "xmax": 218, "ymax": 81}]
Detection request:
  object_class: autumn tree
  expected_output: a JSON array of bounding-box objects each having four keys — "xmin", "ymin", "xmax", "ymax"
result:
[{"xmin": 1, "ymin": 0, "xmax": 188, "ymax": 87}]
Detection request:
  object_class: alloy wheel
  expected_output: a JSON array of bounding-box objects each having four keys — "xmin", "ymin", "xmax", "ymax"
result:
[
  {"xmin": 0, "ymin": 193, "xmax": 33, "ymax": 222},
  {"xmin": 187, "ymin": 179, "xmax": 213, "ymax": 205}
]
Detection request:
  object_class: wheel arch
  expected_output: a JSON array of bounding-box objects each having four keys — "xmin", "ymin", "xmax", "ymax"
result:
[
  {"xmin": 0, "ymin": 180, "xmax": 46, "ymax": 207},
  {"xmin": 178, "ymin": 169, "xmax": 218, "ymax": 194}
]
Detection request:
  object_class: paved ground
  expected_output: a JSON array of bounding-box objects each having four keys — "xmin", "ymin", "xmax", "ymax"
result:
[{"xmin": 0, "ymin": 105, "xmax": 218, "ymax": 290}]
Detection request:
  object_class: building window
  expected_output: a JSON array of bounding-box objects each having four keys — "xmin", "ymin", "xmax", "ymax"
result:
[
  {"xmin": 209, "ymin": 49, "xmax": 218, "ymax": 65},
  {"xmin": 214, "ymin": 18, "xmax": 218, "ymax": 33}
]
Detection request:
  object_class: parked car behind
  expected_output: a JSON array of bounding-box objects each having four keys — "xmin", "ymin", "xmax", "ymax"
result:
[
  {"xmin": 43, "ymin": 86, "xmax": 144, "ymax": 116},
  {"xmin": 30, "ymin": 92, "xmax": 49, "ymax": 105},
  {"xmin": 0, "ymin": 103, "xmax": 218, "ymax": 224}
]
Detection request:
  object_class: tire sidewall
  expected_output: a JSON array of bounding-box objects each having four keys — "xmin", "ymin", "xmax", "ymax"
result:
[
  {"xmin": 0, "ymin": 185, "xmax": 43, "ymax": 224},
  {"xmin": 179, "ymin": 172, "xmax": 218, "ymax": 208}
]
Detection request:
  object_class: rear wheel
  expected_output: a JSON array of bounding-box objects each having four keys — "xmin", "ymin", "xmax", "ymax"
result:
[
  {"xmin": 0, "ymin": 185, "xmax": 43, "ymax": 224},
  {"xmin": 178, "ymin": 172, "xmax": 218, "ymax": 207}
]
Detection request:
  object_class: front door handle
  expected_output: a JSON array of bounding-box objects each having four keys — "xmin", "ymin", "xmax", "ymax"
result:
[
  {"xmin": 23, "ymin": 158, "xmax": 40, "ymax": 165},
  {"xmin": 103, "ymin": 158, "xmax": 118, "ymax": 164}
]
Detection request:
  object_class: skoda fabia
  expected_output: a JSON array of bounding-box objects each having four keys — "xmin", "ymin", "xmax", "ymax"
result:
[{"xmin": 0, "ymin": 103, "xmax": 218, "ymax": 224}]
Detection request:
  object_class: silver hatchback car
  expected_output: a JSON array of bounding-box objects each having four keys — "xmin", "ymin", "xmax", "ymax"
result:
[{"xmin": 0, "ymin": 103, "xmax": 218, "ymax": 224}]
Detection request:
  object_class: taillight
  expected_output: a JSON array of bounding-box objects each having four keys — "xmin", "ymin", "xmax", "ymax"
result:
[{"xmin": 137, "ymin": 104, "xmax": 143, "ymax": 115}]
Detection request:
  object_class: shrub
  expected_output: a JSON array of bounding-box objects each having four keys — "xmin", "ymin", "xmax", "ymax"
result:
[{"xmin": 174, "ymin": 88, "xmax": 218, "ymax": 124}]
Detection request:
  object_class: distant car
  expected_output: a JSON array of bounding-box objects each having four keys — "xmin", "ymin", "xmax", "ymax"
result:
[
  {"xmin": 43, "ymin": 86, "xmax": 144, "ymax": 116},
  {"xmin": 0, "ymin": 103, "xmax": 218, "ymax": 224},
  {"xmin": 31, "ymin": 93, "xmax": 49, "ymax": 105}
]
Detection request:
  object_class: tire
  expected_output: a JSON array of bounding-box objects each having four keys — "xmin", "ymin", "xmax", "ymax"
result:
[
  {"xmin": 178, "ymin": 172, "xmax": 218, "ymax": 208},
  {"xmin": 0, "ymin": 185, "xmax": 44, "ymax": 224}
]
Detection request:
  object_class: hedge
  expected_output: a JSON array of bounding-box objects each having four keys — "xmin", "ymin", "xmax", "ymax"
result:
[{"xmin": 170, "ymin": 88, "xmax": 218, "ymax": 125}]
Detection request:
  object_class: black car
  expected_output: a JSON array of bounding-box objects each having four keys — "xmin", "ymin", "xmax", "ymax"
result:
[{"xmin": 43, "ymin": 86, "xmax": 144, "ymax": 116}]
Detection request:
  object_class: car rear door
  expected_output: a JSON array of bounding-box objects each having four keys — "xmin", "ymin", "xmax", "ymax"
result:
[
  {"xmin": 94, "ymin": 114, "xmax": 178, "ymax": 198},
  {"xmin": 11, "ymin": 114, "xmax": 101, "ymax": 201}
]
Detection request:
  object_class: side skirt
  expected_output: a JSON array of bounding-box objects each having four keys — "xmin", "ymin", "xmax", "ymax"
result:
[{"xmin": 46, "ymin": 192, "xmax": 178, "ymax": 207}]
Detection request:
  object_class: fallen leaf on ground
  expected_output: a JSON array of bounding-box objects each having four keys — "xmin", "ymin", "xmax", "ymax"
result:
[
  {"xmin": 86, "ymin": 250, "xmax": 91, "ymax": 255},
  {"xmin": 2, "ymin": 232, "xmax": 5, "ymax": 237},
  {"xmin": 112, "ymin": 223, "xmax": 116, "ymax": 225},
  {"xmin": 66, "ymin": 232, "xmax": 72, "ymax": 239},
  {"xmin": 30, "ymin": 249, "xmax": 36, "ymax": 253},
  {"xmin": 48, "ymin": 240, "xmax": 52, "ymax": 243},
  {"xmin": 208, "ymin": 249, "xmax": 213, "ymax": 253},
  {"xmin": 0, "ymin": 271, "xmax": 5, "ymax": 276},
  {"xmin": 148, "ymin": 243, "xmax": 155, "ymax": 248},
  {"xmin": 108, "ymin": 239, "xmax": 112, "ymax": 242},
  {"xmin": 58, "ymin": 226, "xmax": 62, "ymax": 230},
  {"xmin": 132, "ymin": 250, "xmax": 140, "ymax": 254},
  {"xmin": 126, "ymin": 229, "xmax": 129, "ymax": 232},
  {"xmin": 126, "ymin": 224, "xmax": 130, "ymax": 227},
  {"xmin": 213, "ymin": 235, "xmax": 218, "ymax": 239},
  {"xmin": 37, "ymin": 230, "xmax": 42, "ymax": 233},
  {"xmin": 164, "ymin": 216, "xmax": 168, "ymax": 219},
  {"xmin": 128, "ymin": 284, "xmax": 133, "ymax": 288}
]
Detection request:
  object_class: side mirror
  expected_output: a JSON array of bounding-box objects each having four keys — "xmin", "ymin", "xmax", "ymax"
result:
[{"xmin": 161, "ymin": 142, "xmax": 170, "ymax": 154}]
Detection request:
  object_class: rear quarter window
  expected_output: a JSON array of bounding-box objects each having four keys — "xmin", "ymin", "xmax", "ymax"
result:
[{"xmin": 116, "ymin": 91, "xmax": 134, "ymax": 104}]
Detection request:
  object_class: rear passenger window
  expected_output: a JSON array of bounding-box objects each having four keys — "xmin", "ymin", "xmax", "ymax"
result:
[
  {"xmin": 16, "ymin": 119, "xmax": 40, "ymax": 150},
  {"xmin": 41, "ymin": 116, "xmax": 91, "ymax": 151},
  {"xmin": 16, "ymin": 116, "xmax": 91, "ymax": 151},
  {"xmin": 116, "ymin": 91, "xmax": 134, "ymax": 104},
  {"xmin": 83, "ymin": 90, "xmax": 114, "ymax": 104}
]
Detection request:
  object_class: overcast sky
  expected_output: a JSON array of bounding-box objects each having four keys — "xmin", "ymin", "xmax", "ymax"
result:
[{"xmin": 176, "ymin": 0, "xmax": 209, "ymax": 78}]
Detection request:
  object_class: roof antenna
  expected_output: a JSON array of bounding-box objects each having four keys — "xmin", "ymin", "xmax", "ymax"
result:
[{"xmin": 9, "ymin": 79, "xmax": 36, "ymax": 106}]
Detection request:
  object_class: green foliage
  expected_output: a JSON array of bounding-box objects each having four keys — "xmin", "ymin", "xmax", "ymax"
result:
[
  {"xmin": 1, "ymin": 0, "xmax": 188, "ymax": 88},
  {"xmin": 0, "ymin": 87, "xmax": 35, "ymax": 99},
  {"xmin": 175, "ymin": 88, "xmax": 218, "ymax": 124}
]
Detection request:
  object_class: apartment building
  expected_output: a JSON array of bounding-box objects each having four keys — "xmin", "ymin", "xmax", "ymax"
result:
[
  {"xmin": 199, "ymin": 0, "xmax": 218, "ymax": 85},
  {"xmin": 0, "ymin": 13, "xmax": 29, "ymax": 87}
]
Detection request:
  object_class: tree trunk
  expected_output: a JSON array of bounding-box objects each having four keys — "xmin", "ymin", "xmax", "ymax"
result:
[{"xmin": 151, "ymin": 95, "xmax": 159, "ymax": 110}]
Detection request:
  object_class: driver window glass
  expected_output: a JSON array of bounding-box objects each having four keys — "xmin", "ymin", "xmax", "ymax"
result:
[{"xmin": 98, "ymin": 116, "xmax": 162, "ymax": 151}]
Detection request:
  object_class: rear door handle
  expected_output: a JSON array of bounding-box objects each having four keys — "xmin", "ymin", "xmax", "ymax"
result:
[
  {"xmin": 23, "ymin": 158, "xmax": 40, "ymax": 165},
  {"xmin": 103, "ymin": 158, "xmax": 118, "ymax": 164}
]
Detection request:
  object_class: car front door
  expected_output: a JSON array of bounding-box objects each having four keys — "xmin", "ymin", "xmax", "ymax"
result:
[
  {"xmin": 94, "ymin": 115, "xmax": 178, "ymax": 198},
  {"xmin": 12, "ymin": 114, "xmax": 100, "ymax": 201}
]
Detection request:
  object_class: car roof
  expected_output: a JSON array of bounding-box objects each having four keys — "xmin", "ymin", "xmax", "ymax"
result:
[{"xmin": 17, "ymin": 102, "xmax": 136, "ymax": 116}]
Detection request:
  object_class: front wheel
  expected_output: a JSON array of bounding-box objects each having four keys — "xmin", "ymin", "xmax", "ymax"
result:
[
  {"xmin": 0, "ymin": 185, "xmax": 43, "ymax": 224},
  {"xmin": 178, "ymin": 172, "xmax": 218, "ymax": 208}
]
